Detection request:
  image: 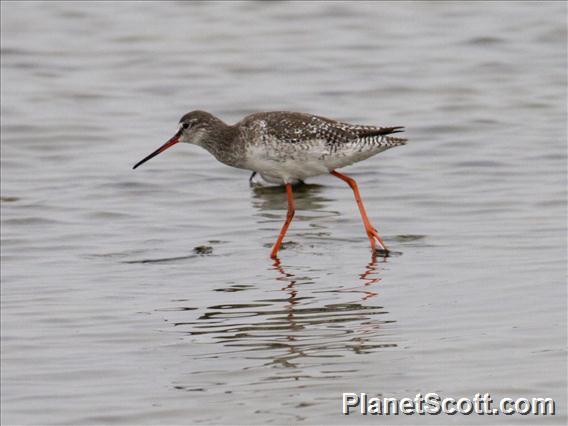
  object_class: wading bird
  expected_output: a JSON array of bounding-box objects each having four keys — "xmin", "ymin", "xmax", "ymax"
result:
[{"xmin": 133, "ymin": 111, "xmax": 406, "ymax": 258}]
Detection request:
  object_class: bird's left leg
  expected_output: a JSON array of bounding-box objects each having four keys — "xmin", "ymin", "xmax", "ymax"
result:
[
  {"xmin": 249, "ymin": 171, "xmax": 257, "ymax": 185},
  {"xmin": 330, "ymin": 170, "xmax": 388, "ymax": 253},
  {"xmin": 270, "ymin": 183, "xmax": 295, "ymax": 259}
]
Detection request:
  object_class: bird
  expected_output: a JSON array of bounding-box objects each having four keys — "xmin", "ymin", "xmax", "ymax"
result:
[{"xmin": 133, "ymin": 110, "xmax": 406, "ymax": 258}]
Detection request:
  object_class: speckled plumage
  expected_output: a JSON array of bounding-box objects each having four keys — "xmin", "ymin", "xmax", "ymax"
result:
[{"xmin": 176, "ymin": 111, "xmax": 406, "ymax": 184}]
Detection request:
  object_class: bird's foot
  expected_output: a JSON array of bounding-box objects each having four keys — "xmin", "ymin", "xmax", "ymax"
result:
[
  {"xmin": 366, "ymin": 227, "xmax": 389, "ymax": 255},
  {"xmin": 373, "ymin": 247, "xmax": 390, "ymax": 257}
]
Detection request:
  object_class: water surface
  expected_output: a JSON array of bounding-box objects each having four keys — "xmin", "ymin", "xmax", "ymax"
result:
[{"xmin": 1, "ymin": 2, "xmax": 566, "ymax": 424}]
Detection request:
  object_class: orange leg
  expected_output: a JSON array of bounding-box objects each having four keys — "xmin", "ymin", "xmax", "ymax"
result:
[
  {"xmin": 331, "ymin": 170, "xmax": 388, "ymax": 253},
  {"xmin": 270, "ymin": 183, "xmax": 295, "ymax": 259}
]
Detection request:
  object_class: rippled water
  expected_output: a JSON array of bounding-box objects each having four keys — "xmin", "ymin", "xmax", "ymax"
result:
[{"xmin": 1, "ymin": 2, "xmax": 566, "ymax": 425}]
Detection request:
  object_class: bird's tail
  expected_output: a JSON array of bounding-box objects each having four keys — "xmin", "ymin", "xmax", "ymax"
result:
[
  {"xmin": 354, "ymin": 126, "xmax": 407, "ymax": 150},
  {"xmin": 359, "ymin": 126, "xmax": 405, "ymax": 137},
  {"xmin": 359, "ymin": 126, "xmax": 407, "ymax": 147},
  {"xmin": 358, "ymin": 126, "xmax": 407, "ymax": 146},
  {"xmin": 383, "ymin": 136, "xmax": 408, "ymax": 147}
]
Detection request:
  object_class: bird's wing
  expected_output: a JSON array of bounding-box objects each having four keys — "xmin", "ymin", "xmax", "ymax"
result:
[{"xmin": 244, "ymin": 112, "xmax": 404, "ymax": 146}]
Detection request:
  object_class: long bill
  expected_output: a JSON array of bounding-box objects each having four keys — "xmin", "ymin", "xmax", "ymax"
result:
[{"xmin": 132, "ymin": 129, "xmax": 182, "ymax": 170}]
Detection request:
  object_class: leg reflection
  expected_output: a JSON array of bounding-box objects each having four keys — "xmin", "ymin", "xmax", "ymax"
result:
[
  {"xmin": 268, "ymin": 253, "xmax": 393, "ymax": 361},
  {"xmin": 358, "ymin": 253, "xmax": 388, "ymax": 301},
  {"xmin": 270, "ymin": 258, "xmax": 306, "ymax": 370}
]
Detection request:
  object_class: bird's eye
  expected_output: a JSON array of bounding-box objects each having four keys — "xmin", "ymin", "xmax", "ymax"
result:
[{"xmin": 182, "ymin": 122, "xmax": 190, "ymax": 129}]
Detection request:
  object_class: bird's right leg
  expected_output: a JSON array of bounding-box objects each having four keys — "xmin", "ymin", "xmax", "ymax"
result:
[
  {"xmin": 331, "ymin": 170, "xmax": 388, "ymax": 253},
  {"xmin": 270, "ymin": 183, "xmax": 295, "ymax": 259}
]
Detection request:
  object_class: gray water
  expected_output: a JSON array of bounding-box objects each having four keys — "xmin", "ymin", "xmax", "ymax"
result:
[{"xmin": 1, "ymin": 2, "xmax": 566, "ymax": 425}]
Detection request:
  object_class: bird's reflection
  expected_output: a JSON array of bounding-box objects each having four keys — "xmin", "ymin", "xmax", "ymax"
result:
[
  {"xmin": 360, "ymin": 256, "xmax": 381, "ymax": 300},
  {"xmin": 172, "ymin": 253, "xmax": 396, "ymax": 365},
  {"xmin": 335, "ymin": 252, "xmax": 388, "ymax": 301},
  {"xmin": 166, "ymin": 184, "xmax": 397, "ymax": 392},
  {"xmin": 270, "ymin": 258, "xmax": 303, "ymax": 369},
  {"xmin": 265, "ymin": 253, "xmax": 393, "ymax": 370}
]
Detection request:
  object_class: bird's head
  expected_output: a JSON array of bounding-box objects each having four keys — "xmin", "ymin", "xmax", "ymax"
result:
[{"xmin": 132, "ymin": 110, "xmax": 220, "ymax": 170}]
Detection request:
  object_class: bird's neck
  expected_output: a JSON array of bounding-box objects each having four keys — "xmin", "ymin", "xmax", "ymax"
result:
[{"xmin": 199, "ymin": 121, "xmax": 241, "ymax": 167}]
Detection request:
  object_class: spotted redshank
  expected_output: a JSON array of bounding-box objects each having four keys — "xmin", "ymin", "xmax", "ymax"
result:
[{"xmin": 133, "ymin": 111, "xmax": 406, "ymax": 258}]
